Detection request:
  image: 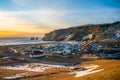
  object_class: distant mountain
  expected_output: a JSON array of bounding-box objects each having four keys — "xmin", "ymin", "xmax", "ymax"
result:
[{"xmin": 43, "ymin": 21, "xmax": 120, "ymax": 41}]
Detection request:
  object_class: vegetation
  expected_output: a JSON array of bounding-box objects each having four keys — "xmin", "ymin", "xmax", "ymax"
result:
[
  {"xmin": 0, "ymin": 68, "xmax": 26, "ymax": 79},
  {"xmin": 17, "ymin": 59, "xmax": 120, "ymax": 80}
]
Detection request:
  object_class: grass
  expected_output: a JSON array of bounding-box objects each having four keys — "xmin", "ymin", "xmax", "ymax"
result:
[
  {"xmin": 78, "ymin": 59, "xmax": 120, "ymax": 80},
  {"xmin": 0, "ymin": 59, "xmax": 119, "ymax": 80},
  {"xmin": 17, "ymin": 59, "xmax": 120, "ymax": 80},
  {"xmin": 0, "ymin": 68, "xmax": 26, "ymax": 78}
]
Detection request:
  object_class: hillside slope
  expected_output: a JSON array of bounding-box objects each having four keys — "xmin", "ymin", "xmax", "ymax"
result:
[{"xmin": 43, "ymin": 21, "xmax": 120, "ymax": 41}]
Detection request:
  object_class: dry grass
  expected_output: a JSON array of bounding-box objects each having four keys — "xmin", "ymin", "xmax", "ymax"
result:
[
  {"xmin": 77, "ymin": 59, "xmax": 120, "ymax": 80},
  {"xmin": 0, "ymin": 68, "xmax": 26, "ymax": 78},
  {"xmin": 17, "ymin": 67, "xmax": 72, "ymax": 80},
  {"xmin": 17, "ymin": 59, "xmax": 120, "ymax": 80}
]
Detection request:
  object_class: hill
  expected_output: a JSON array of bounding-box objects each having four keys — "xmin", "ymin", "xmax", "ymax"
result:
[{"xmin": 43, "ymin": 21, "xmax": 120, "ymax": 41}]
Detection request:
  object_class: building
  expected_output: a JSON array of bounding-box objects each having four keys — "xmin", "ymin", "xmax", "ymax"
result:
[{"xmin": 29, "ymin": 45, "xmax": 45, "ymax": 58}]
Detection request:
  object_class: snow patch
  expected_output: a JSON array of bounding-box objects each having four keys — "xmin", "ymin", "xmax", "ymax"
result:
[
  {"xmin": 0, "ymin": 63, "xmax": 74, "ymax": 72},
  {"xmin": 115, "ymin": 30, "xmax": 120, "ymax": 38},
  {"xmin": 3, "ymin": 72, "xmax": 27, "ymax": 79},
  {"xmin": 68, "ymin": 65, "xmax": 103, "ymax": 77},
  {"xmin": 65, "ymin": 34, "xmax": 72, "ymax": 41},
  {"xmin": 83, "ymin": 34, "xmax": 93, "ymax": 40}
]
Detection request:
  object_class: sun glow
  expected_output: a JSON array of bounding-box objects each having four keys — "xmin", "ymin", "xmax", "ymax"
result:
[
  {"xmin": 0, "ymin": 10, "xmax": 54, "ymax": 38},
  {"xmin": 0, "ymin": 29, "xmax": 52, "ymax": 38}
]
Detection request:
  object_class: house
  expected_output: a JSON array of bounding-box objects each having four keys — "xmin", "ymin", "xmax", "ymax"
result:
[{"xmin": 29, "ymin": 45, "xmax": 45, "ymax": 58}]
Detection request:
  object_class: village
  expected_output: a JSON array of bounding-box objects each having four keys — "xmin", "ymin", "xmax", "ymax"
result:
[{"xmin": 6, "ymin": 39, "xmax": 120, "ymax": 60}]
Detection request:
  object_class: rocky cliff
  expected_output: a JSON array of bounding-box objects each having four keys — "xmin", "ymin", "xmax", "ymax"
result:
[{"xmin": 43, "ymin": 21, "xmax": 120, "ymax": 41}]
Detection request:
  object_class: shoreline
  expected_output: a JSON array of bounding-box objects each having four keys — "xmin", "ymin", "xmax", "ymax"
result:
[{"xmin": 0, "ymin": 41, "xmax": 54, "ymax": 46}]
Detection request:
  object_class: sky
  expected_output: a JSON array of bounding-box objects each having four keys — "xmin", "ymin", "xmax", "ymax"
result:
[{"xmin": 0, "ymin": 0, "xmax": 120, "ymax": 38}]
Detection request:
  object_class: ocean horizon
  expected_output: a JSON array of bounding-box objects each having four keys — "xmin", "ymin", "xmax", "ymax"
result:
[{"xmin": 0, "ymin": 37, "xmax": 45, "ymax": 46}]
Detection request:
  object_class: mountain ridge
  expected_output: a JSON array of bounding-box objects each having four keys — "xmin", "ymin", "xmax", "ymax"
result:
[{"xmin": 43, "ymin": 21, "xmax": 120, "ymax": 41}]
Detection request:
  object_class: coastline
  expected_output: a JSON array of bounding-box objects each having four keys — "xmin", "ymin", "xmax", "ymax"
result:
[{"xmin": 0, "ymin": 41, "xmax": 54, "ymax": 46}]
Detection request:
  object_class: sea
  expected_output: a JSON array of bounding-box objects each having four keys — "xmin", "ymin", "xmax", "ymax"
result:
[{"xmin": 0, "ymin": 37, "xmax": 47, "ymax": 46}]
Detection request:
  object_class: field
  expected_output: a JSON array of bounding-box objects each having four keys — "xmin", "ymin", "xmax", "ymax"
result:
[
  {"xmin": 0, "ymin": 59, "xmax": 120, "ymax": 80},
  {"xmin": 20, "ymin": 59, "xmax": 120, "ymax": 80}
]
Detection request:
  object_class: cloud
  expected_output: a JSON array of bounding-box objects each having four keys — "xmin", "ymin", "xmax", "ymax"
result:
[
  {"xmin": 8, "ymin": 0, "xmax": 120, "ymax": 26},
  {"xmin": 0, "ymin": 0, "xmax": 119, "ymax": 38},
  {"xmin": 0, "ymin": 9, "xmax": 70, "ymax": 29},
  {"xmin": 0, "ymin": 10, "xmax": 53, "ymax": 37},
  {"xmin": 0, "ymin": 11, "xmax": 36, "ymax": 30},
  {"xmin": 1, "ymin": 7, "xmax": 120, "ymax": 26},
  {"xmin": 0, "ymin": 7, "xmax": 120, "ymax": 37}
]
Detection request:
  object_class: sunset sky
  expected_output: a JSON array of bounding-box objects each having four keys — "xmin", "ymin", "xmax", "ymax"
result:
[{"xmin": 0, "ymin": 0, "xmax": 120, "ymax": 38}]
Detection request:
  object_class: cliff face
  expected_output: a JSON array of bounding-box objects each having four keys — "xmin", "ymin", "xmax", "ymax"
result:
[{"xmin": 43, "ymin": 22, "xmax": 120, "ymax": 41}]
